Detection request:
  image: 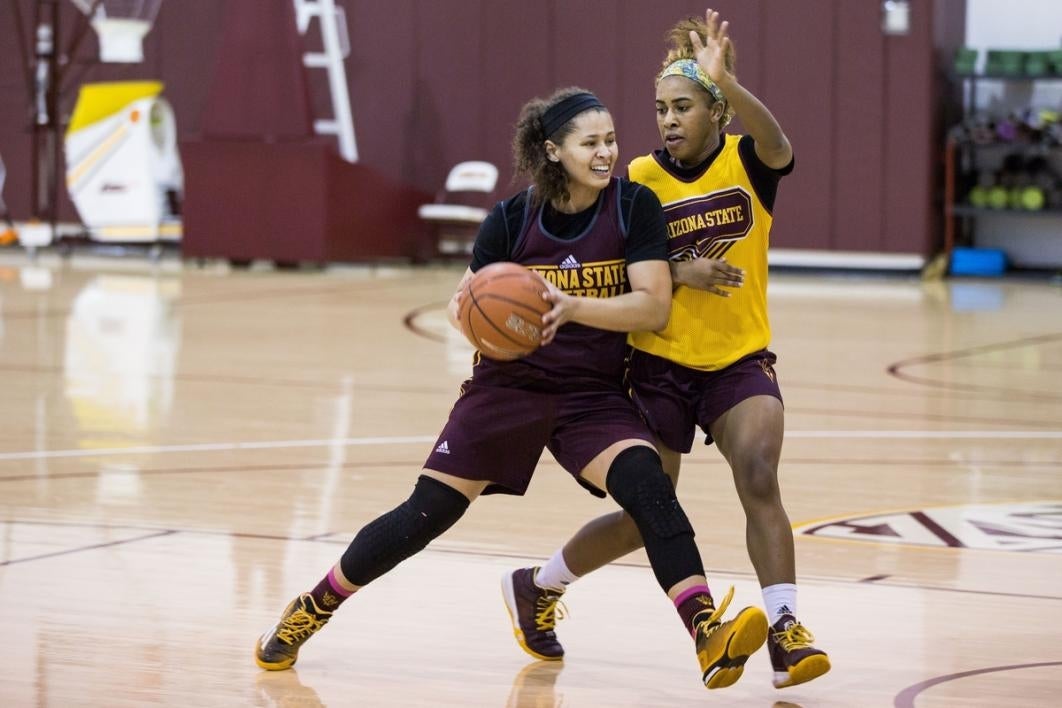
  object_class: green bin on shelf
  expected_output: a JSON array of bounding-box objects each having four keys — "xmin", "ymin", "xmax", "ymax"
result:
[
  {"xmin": 954, "ymin": 47, "xmax": 978, "ymax": 75},
  {"xmin": 985, "ymin": 50, "xmax": 1024, "ymax": 76},
  {"xmin": 1048, "ymin": 49, "xmax": 1062, "ymax": 75},
  {"xmin": 1024, "ymin": 51, "xmax": 1050, "ymax": 77}
]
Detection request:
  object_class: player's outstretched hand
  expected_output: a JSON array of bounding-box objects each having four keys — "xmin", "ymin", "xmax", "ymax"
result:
[{"xmin": 691, "ymin": 8, "xmax": 735, "ymax": 86}]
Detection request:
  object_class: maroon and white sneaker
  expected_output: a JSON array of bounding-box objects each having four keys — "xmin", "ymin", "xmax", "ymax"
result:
[
  {"xmin": 502, "ymin": 567, "xmax": 566, "ymax": 661},
  {"xmin": 768, "ymin": 614, "xmax": 831, "ymax": 688}
]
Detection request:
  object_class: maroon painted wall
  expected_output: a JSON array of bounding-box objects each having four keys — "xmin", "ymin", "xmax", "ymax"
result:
[{"xmin": 0, "ymin": 0, "xmax": 965, "ymax": 257}]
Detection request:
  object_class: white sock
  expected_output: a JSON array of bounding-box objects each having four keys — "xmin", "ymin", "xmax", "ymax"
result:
[
  {"xmin": 535, "ymin": 549, "xmax": 580, "ymax": 592},
  {"xmin": 762, "ymin": 583, "xmax": 798, "ymax": 626}
]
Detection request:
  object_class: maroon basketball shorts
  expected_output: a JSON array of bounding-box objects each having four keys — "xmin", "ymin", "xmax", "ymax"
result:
[
  {"xmin": 627, "ymin": 348, "xmax": 783, "ymax": 453},
  {"xmin": 423, "ymin": 382, "xmax": 655, "ymax": 497}
]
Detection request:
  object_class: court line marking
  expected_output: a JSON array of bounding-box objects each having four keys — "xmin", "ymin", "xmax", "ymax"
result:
[
  {"xmin": 0, "ymin": 436, "xmax": 438, "ymax": 461},
  {"xmin": 0, "ymin": 430, "xmax": 1060, "ymax": 461},
  {"xmin": 0, "ymin": 529, "xmax": 176, "ymax": 566},
  {"xmin": 893, "ymin": 661, "xmax": 1062, "ymax": 708},
  {"xmin": 886, "ymin": 331, "xmax": 1062, "ymax": 402},
  {"xmin": 789, "ymin": 430, "xmax": 1062, "ymax": 438},
  {"xmin": 1, "ymin": 456, "xmax": 1057, "ymax": 484},
  {"xmin": 3, "ymin": 518, "xmax": 1060, "ymax": 602}
]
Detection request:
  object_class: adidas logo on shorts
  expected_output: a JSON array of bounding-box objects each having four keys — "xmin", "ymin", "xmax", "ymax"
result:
[{"xmin": 435, "ymin": 440, "xmax": 450, "ymax": 454}]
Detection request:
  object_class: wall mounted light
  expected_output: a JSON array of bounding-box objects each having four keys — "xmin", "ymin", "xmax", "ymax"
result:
[{"xmin": 882, "ymin": 0, "xmax": 911, "ymax": 35}]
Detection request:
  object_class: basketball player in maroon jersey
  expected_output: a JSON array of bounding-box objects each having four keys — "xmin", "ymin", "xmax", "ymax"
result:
[{"xmin": 255, "ymin": 87, "xmax": 767, "ymax": 690}]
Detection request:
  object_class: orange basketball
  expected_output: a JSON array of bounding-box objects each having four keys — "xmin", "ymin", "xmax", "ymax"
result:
[{"xmin": 458, "ymin": 262, "xmax": 550, "ymax": 361}]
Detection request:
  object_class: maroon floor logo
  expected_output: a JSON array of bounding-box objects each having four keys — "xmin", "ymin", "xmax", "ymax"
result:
[{"xmin": 795, "ymin": 501, "xmax": 1062, "ymax": 553}]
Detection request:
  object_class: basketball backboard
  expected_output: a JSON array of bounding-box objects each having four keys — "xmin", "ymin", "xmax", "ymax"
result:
[{"xmin": 69, "ymin": 0, "xmax": 163, "ymax": 63}]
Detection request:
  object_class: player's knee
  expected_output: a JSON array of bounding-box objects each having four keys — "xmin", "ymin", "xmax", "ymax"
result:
[
  {"xmin": 606, "ymin": 446, "xmax": 694, "ymax": 540},
  {"xmin": 606, "ymin": 446, "xmax": 701, "ymax": 590},
  {"xmin": 340, "ymin": 475, "xmax": 470, "ymax": 585},
  {"xmin": 407, "ymin": 473, "xmax": 471, "ymax": 532},
  {"xmin": 734, "ymin": 456, "xmax": 780, "ymax": 504}
]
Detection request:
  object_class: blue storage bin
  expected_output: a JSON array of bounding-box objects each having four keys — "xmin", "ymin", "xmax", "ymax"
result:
[{"xmin": 949, "ymin": 247, "xmax": 1007, "ymax": 276}]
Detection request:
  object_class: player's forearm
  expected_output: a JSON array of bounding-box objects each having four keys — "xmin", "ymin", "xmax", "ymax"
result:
[
  {"xmin": 568, "ymin": 290, "xmax": 671, "ymax": 332},
  {"xmin": 717, "ymin": 78, "xmax": 791, "ymax": 163},
  {"xmin": 670, "ymin": 260, "xmax": 694, "ymax": 289}
]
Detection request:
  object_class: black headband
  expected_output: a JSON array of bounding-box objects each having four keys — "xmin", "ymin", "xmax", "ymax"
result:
[{"xmin": 541, "ymin": 92, "xmax": 606, "ymax": 138}]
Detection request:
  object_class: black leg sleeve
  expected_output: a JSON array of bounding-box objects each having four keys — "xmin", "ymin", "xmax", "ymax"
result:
[
  {"xmin": 339, "ymin": 475, "xmax": 470, "ymax": 586},
  {"xmin": 605, "ymin": 446, "xmax": 705, "ymax": 591}
]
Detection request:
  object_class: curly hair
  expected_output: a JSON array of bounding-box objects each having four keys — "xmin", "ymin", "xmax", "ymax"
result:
[
  {"xmin": 661, "ymin": 17, "xmax": 736, "ymax": 128},
  {"xmin": 512, "ymin": 87, "xmax": 608, "ymax": 207}
]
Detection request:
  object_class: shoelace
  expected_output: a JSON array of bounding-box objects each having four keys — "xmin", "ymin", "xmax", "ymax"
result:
[
  {"xmin": 773, "ymin": 621, "xmax": 815, "ymax": 651},
  {"xmin": 276, "ymin": 607, "xmax": 329, "ymax": 645},
  {"xmin": 534, "ymin": 593, "xmax": 568, "ymax": 632},
  {"xmin": 692, "ymin": 585, "xmax": 735, "ymax": 637}
]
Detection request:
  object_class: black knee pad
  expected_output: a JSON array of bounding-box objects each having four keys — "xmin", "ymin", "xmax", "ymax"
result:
[
  {"xmin": 340, "ymin": 475, "xmax": 470, "ymax": 586},
  {"xmin": 606, "ymin": 446, "xmax": 694, "ymax": 539},
  {"xmin": 606, "ymin": 446, "xmax": 701, "ymax": 590}
]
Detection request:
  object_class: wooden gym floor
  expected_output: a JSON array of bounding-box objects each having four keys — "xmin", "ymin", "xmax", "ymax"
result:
[{"xmin": 0, "ymin": 253, "xmax": 1059, "ymax": 707}]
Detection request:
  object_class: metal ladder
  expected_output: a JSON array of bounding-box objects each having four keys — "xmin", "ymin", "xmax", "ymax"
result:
[{"xmin": 292, "ymin": 0, "xmax": 358, "ymax": 162}]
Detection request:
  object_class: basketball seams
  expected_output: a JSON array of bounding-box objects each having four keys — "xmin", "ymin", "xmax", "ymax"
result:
[
  {"xmin": 469, "ymin": 273, "xmax": 547, "ymax": 296},
  {"xmin": 474, "ymin": 293, "xmax": 549, "ymax": 315},
  {"xmin": 469, "ymin": 275, "xmax": 550, "ymax": 316},
  {"xmin": 469, "ymin": 295, "xmax": 527, "ymax": 349},
  {"xmin": 459, "ymin": 262, "xmax": 549, "ymax": 360}
]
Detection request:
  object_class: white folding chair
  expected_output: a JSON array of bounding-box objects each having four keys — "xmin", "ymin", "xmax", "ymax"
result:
[{"xmin": 417, "ymin": 161, "xmax": 498, "ymax": 257}]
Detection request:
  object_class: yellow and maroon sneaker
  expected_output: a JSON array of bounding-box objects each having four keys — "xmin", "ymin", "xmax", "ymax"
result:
[
  {"xmin": 768, "ymin": 614, "xmax": 831, "ymax": 688},
  {"xmin": 502, "ymin": 567, "xmax": 566, "ymax": 661},
  {"xmin": 693, "ymin": 586, "xmax": 768, "ymax": 689},
  {"xmin": 254, "ymin": 593, "xmax": 332, "ymax": 670}
]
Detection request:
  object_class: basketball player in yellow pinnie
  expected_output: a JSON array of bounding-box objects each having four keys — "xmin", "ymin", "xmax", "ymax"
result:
[{"xmin": 505, "ymin": 8, "xmax": 830, "ymax": 690}]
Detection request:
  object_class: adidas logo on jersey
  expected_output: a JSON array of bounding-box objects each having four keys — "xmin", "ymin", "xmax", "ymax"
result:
[
  {"xmin": 435, "ymin": 440, "xmax": 450, "ymax": 454},
  {"xmin": 559, "ymin": 254, "xmax": 581, "ymax": 270}
]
